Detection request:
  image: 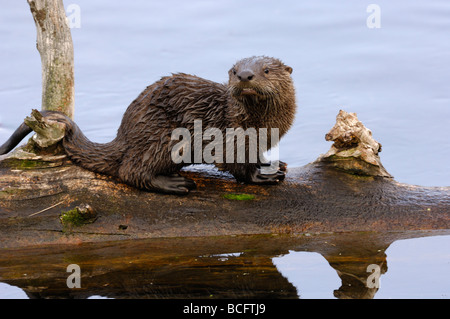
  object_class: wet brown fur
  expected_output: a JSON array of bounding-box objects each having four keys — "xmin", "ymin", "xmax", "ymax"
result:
[{"xmin": 3, "ymin": 56, "xmax": 297, "ymax": 194}]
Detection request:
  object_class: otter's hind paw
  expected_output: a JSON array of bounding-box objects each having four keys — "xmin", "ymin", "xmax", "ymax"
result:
[{"xmin": 150, "ymin": 174, "xmax": 197, "ymax": 195}]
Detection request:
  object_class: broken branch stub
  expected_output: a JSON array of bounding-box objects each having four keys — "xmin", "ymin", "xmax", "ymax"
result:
[
  {"xmin": 320, "ymin": 110, "xmax": 392, "ymax": 178},
  {"xmin": 24, "ymin": 109, "xmax": 65, "ymax": 149}
]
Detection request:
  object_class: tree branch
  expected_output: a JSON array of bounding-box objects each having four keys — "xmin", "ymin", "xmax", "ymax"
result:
[{"xmin": 28, "ymin": 0, "xmax": 74, "ymax": 119}]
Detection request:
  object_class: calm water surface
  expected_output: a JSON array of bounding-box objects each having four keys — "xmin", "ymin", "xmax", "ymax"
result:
[{"xmin": 0, "ymin": 1, "xmax": 449, "ymax": 299}]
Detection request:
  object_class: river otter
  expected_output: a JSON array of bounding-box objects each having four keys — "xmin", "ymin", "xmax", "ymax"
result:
[{"xmin": 0, "ymin": 56, "xmax": 297, "ymax": 194}]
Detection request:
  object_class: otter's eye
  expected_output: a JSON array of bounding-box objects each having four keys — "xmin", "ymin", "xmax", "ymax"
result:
[
  {"xmin": 232, "ymin": 69, "xmax": 237, "ymax": 75},
  {"xmin": 264, "ymin": 69, "xmax": 269, "ymax": 74}
]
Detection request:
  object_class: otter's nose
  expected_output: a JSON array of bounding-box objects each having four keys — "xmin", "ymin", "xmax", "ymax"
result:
[{"xmin": 237, "ymin": 70, "xmax": 255, "ymax": 82}]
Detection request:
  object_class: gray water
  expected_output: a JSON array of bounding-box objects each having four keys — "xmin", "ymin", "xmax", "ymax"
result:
[
  {"xmin": 0, "ymin": 1, "xmax": 449, "ymax": 300},
  {"xmin": 0, "ymin": 0, "xmax": 449, "ymax": 186}
]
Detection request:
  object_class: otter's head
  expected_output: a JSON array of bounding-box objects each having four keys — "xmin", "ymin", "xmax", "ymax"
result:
[{"xmin": 228, "ymin": 56, "xmax": 293, "ymax": 103}]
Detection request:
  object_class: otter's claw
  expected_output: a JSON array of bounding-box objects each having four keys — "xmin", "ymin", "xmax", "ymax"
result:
[{"xmin": 258, "ymin": 160, "xmax": 288, "ymax": 172}]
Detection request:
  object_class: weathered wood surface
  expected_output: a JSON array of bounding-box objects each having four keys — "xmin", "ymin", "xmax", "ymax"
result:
[{"xmin": 1, "ymin": 153, "xmax": 448, "ymax": 248}]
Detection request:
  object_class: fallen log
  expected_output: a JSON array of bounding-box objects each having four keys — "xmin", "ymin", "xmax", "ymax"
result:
[{"xmin": 0, "ymin": 110, "xmax": 448, "ymax": 248}]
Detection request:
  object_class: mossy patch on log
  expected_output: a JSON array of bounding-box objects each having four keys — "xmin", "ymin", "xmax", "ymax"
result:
[
  {"xmin": 60, "ymin": 204, "xmax": 97, "ymax": 228},
  {"xmin": 222, "ymin": 193, "xmax": 256, "ymax": 201},
  {"xmin": 1, "ymin": 158, "xmax": 58, "ymax": 170}
]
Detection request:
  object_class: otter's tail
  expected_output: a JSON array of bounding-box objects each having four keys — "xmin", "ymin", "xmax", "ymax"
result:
[
  {"xmin": 0, "ymin": 122, "xmax": 33, "ymax": 155},
  {"xmin": 0, "ymin": 111, "xmax": 123, "ymax": 178}
]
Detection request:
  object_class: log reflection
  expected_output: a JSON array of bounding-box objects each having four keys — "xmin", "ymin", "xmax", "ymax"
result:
[{"xmin": 0, "ymin": 231, "xmax": 447, "ymax": 299}]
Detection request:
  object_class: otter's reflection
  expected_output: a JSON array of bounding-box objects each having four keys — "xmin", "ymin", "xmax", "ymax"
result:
[{"xmin": 0, "ymin": 231, "xmax": 448, "ymax": 299}]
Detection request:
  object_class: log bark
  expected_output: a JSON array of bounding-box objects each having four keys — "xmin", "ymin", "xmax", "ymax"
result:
[
  {"xmin": 28, "ymin": 0, "xmax": 74, "ymax": 119},
  {"xmin": 0, "ymin": 110, "xmax": 449, "ymax": 248},
  {"xmin": 0, "ymin": 152, "xmax": 449, "ymax": 248}
]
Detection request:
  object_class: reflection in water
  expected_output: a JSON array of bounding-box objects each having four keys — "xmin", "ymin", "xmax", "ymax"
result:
[
  {"xmin": 375, "ymin": 235, "xmax": 450, "ymax": 299},
  {"xmin": 0, "ymin": 283, "xmax": 28, "ymax": 299},
  {"xmin": 275, "ymin": 249, "xmax": 386, "ymax": 299},
  {"xmin": 273, "ymin": 252, "xmax": 341, "ymax": 299},
  {"xmin": 0, "ymin": 231, "xmax": 449, "ymax": 299}
]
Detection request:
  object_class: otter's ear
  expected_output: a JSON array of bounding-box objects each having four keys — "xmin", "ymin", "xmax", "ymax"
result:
[{"xmin": 285, "ymin": 66, "xmax": 293, "ymax": 74}]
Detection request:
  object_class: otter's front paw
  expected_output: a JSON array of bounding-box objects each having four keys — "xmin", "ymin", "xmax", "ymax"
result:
[
  {"xmin": 248, "ymin": 168, "xmax": 286, "ymax": 185},
  {"xmin": 279, "ymin": 160, "xmax": 287, "ymax": 172},
  {"xmin": 258, "ymin": 160, "xmax": 288, "ymax": 172}
]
